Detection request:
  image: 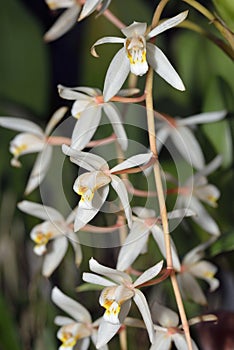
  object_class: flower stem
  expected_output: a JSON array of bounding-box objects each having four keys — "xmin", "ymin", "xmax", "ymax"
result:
[
  {"xmin": 145, "ymin": 69, "xmax": 193, "ymax": 350},
  {"xmin": 182, "ymin": 0, "xmax": 234, "ymax": 52}
]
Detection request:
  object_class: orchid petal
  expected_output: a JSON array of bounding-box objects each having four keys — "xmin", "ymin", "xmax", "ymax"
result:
[
  {"xmin": 71, "ymin": 100, "xmax": 94, "ymax": 117},
  {"xmin": 170, "ymin": 126, "xmax": 205, "ymax": 170},
  {"xmin": 103, "ymin": 103, "xmax": 128, "ymax": 151},
  {"xmin": 194, "ymin": 155, "xmax": 222, "ymax": 178},
  {"xmin": 189, "ymin": 261, "xmax": 219, "ymax": 291},
  {"xmin": 117, "ymin": 221, "xmax": 150, "ymax": 271},
  {"xmin": 110, "ymin": 152, "xmax": 153, "ymax": 173},
  {"xmin": 150, "ymin": 331, "xmax": 171, "ymax": 350},
  {"xmin": 132, "ymin": 206, "xmax": 156, "ymax": 219},
  {"xmin": 147, "ymin": 11, "xmax": 188, "ymax": 39},
  {"xmin": 54, "ymin": 316, "xmax": 75, "ymax": 326},
  {"xmin": 91, "ymin": 330, "xmax": 109, "ymax": 350},
  {"xmin": 78, "ymin": 337, "xmax": 90, "ymax": 350},
  {"xmin": 103, "ymin": 47, "xmax": 130, "ymax": 102},
  {"xmin": 89, "ymin": 257, "xmax": 132, "ymax": 283},
  {"xmin": 147, "ymin": 43, "xmax": 185, "ymax": 91},
  {"xmin": 134, "ymin": 260, "xmax": 163, "ymax": 287},
  {"xmin": 17, "ymin": 200, "xmax": 64, "ymax": 222},
  {"xmin": 45, "ymin": 0, "xmax": 75, "ymax": 10},
  {"xmin": 78, "ymin": 0, "xmax": 101, "ymax": 20},
  {"xmin": 24, "ymin": 145, "xmax": 53, "ymax": 195},
  {"xmin": 189, "ymin": 197, "xmax": 220, "ymax": 236},
  {"xmin": 74, "ymin": 186, "xmax": 109, "ymax": 231},
  {"xmin": 42, "ymin": 236, "xmax": 68, "ymax": 277},
  {"xmin": 110, "ymin": 175, "xmax": 132, "ymax": 228},
  {"xmin": 177, "ymin": 272, "xmax": 207, "ymax": 305},
  {"xmin": 96, "ymin": 319, "xmax": 121, "ymax": 349},
  {"xmin": 121, "ymin": 21, "xmax": 147, "ymax": 37},
  {"xmin": 62, "ymin": 145, "xmax": 108, "ymax": 171},
  {"xmin": 44, "ymin": 107, "xmax": 68, "ymax": 136},
  {"xmin": 156, "ymin": 127, "xmax": 170, "ymax": 153},
  {"xmin": 172, "ymin": 334, "xmax": 189, "ymax": 350},
  {"xmin": 0, "ymin": 117, "xmax": 43, "ymax": 136},
  {"xmin": 82, "ymin": 272, "xmax": 116, "ymax": 287},
  {"xmin": 153, "ymin": 302, "xmax": 179, "ymax": 327},
  {"xmin": 68, "ymin": 232, "xmax": 83, "ymax": 266},
  {"xmin": 133, "ymin": 289, "xmax": 154, "ymax": 343},
  {"xmin": 177, "ymin": 110, "xmax": 226, "ymax": 126},
  {"xmin": 71, "ymin": 105, "xmax": 102, "ymax": 150},
  {"xmin": 52, "ymin": 287, "xmax": 92, "ymax": 323},
  {"xmin": 44, "ymin": 5, "xmax": 80, "ymax": 42},
  {"xmin": 58, "ymin": 84, "xmax": 94, "ymax": 100},
  {"xmin": 91, "ymin": 37, "xmax": 125, "ymax": 57},
  {"xmin": 151, "ymin": 226, "xmax": 181, "ymax": 271},
  {"xmin": 10, "ymin": 133, "xmax": 44, "ymax": 159}
]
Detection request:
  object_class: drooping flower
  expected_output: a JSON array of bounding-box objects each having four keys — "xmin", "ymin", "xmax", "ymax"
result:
[
  {"xmin": 155, "ymin": 110, "xmax": 226, "ymax": 170},
  {"xmin": 83, "ymin": 258, "xmax": 163, "ymax": 348},
  {"xmin": 62, "ymin": 144, "xmax": 153, "ymax": 231},
  {"xmin": 44, "ymin": 0, "xmax": 112, "ymax": 42},
  {"xmin": 0, "ymin": 107, "xmax": 67, "ymax": 195},
  {"xmin": 150, "ymin": 302, "xmax": 199, "ymax": 350},
  {"xmin": 17, "ymin": 200, "xmax": 82, "ymax": 277},
  {"xmin": 117, "ymin": 207, "xmax": 195, "ymax": 272},
  {"xmin": 51, "ymin": 287, "xmax": 108, "ymax": 350},
  {"xmin": 58, "ymin": 85, "xmax": 132, "ymax": 151},
  {"xmin": 91, "ymin": 11, "xmax": 188, "ymax": 101},
  {"xmin": 176, "ymin": 239, "xmax": 220, "ymax": 305},
  {"xmin": 176, "ymin": 156, "xmax": 222, "ymax": 236}
]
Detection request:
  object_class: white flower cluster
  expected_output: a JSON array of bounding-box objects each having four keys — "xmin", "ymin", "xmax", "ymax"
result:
[{"xmin": 0, "ymin": 0, "xmax": 229, "ymax": 349}]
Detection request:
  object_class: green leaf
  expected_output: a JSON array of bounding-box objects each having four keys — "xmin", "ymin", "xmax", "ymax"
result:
[
  {"xmin": 202, "ymin": 76, "xmax": 233, "ymax": 168},
  {"xmin": 0, "ymin": 0, "xmax": 49, "ymax": 115},
  {"xmin": 212, "ymin": 0, "xmax": 234, "ymax": 31},
  {"xmin": 0, "ymin": 294, "xmax": 21, "ymax": 350},
  {"xmin": 208, "ymin": 231, "xmax": 234, "ymax": 257}
]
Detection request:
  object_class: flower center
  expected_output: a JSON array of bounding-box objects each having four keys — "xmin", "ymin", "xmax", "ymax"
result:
[
  {"xmin": 60, "ymin": 331, "xmax": 78, "ymax": 348},
  {"xmin": 125, "ymin": 36, "xmax": 148, "ymax": 76},
  {"xmin": 11, "ymin": 143, "xmax": 27, "ymax": 157},
  {"xmin": 103, "ymin": 299, "xmax": 121, "ymax": 324}
]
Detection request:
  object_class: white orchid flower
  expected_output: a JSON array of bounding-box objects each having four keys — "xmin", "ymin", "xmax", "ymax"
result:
[
  {"xmin": 58, "ymin": 84, "xmax": 131, "ymax": 151},
  {"xmin": 0, "ymin": 107, "xmax": 67, "ymax": 195},
  {"xmin": 177, "ymin": 238, "xmax": 219, "ymax": 305},
  {"xmin": 117, "ymin": 207, "xmax": 195, "ymax": 272},
  {"xmin": 44, "ymin": 0, "xmax": 111, "ymax": 42},
  {"xmin": 52, "ymin": 287, "xmax": 108, "ymax": 350},
  {"xmin": 156, "ymin": 110, "xmax": 226, "ymax": 170},
  {"xmin": 17, "ymin": 201, "xmax": 82, "ymax": 277},
  {"xmin": 150, "ymin": 302, "xmax": 199, "ymax": 350},
  {"xmin": 83, "ymin": 258, "xmax": 163, "ymax": 348},
  {"xmin": 91, "ymin": 11, "xmax": 188, "ymax": 101},
  {"xmin": 176, "ymin": 156, "xmax": 222, "ymax": 236},
  {"xmin": 62, "ymin": 144, "xmax": 153, "ymax": 231}
]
